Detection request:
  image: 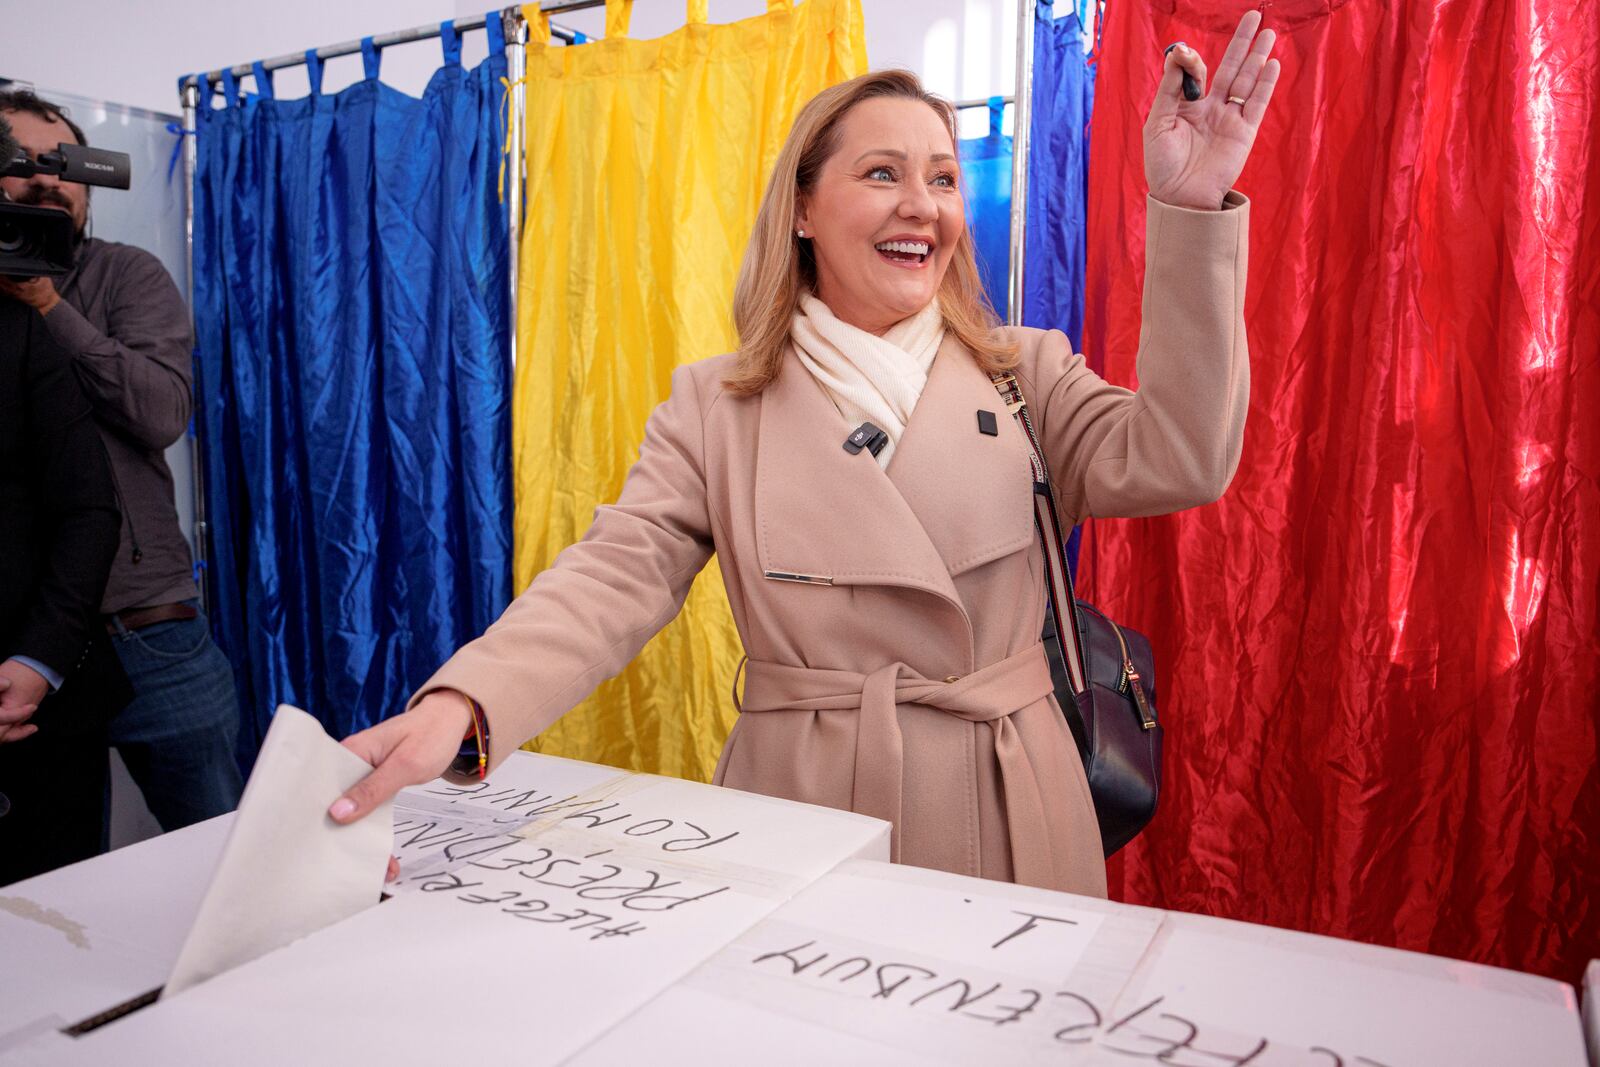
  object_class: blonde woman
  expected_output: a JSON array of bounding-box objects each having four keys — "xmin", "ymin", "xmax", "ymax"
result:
[{"xmin": 331, "ymin": 13, "xmax": 1279, "ymax": 896}]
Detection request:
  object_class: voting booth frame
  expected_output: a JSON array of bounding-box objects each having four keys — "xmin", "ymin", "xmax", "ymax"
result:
[{"xmin": 0, "ymin": 738, "xmax": 1594, "ymax": 1065}]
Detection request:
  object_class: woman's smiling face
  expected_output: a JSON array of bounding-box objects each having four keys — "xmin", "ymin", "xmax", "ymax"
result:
[{"xmin": 795, "ymin": 96, "xmax": 965, "ymax": 335}]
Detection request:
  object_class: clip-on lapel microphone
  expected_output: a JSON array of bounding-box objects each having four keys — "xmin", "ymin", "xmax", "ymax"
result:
[{"xmin": 843, "ymin": 422, "xmax": 889, "ymax": 458}]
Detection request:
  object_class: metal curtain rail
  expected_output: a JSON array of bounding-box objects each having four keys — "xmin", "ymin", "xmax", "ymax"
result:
[
  {"xmin": 538, "ymin": 0, "xmax": 616, "ymax": 11},
  {"xmin": 1006, "ymin": 0, "xmax": 1036, "ymax": 326},
  {"xmin": 953, "ymin": 95, "xmax": 1015, "ymax": 110},
  {"xmin": 179, "ymin": 5, "xmax": 579, "ymax": 91}
]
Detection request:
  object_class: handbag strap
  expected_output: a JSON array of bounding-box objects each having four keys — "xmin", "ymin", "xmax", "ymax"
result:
[{"xmin": 991, "ymin": 371, "xmax": 1088, "ymax": 695}]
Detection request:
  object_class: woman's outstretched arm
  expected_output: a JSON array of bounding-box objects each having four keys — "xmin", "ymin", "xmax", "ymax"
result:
[{"xmin": 330, "ymin": 361, "xmax": 718, "ymax": 823}]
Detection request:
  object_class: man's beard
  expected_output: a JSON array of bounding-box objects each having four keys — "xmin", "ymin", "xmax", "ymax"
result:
[{"xmin": 15, "ymin": 187, "xmax": 86, "ymax": 252}]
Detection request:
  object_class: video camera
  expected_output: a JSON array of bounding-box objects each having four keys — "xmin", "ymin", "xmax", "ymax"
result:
[{"xmin": 0, "ymin": 113, "xmax": 131, "ymax": 278}]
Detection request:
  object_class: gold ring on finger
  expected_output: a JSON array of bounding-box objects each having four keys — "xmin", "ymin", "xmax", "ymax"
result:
[{"xmin": 1227, "ymin": 95, "xmax": 1247, "ymax": 107}]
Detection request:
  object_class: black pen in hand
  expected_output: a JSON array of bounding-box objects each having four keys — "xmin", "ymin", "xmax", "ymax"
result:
[{"xmin": 1164, "ymin": 42, "xmax": 1203, "ymax": 100}]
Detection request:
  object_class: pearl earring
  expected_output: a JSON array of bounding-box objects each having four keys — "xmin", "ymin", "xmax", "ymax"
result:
[{"xmin": 796, "ymin": 228, "xmax": 806, "ymax": 238}]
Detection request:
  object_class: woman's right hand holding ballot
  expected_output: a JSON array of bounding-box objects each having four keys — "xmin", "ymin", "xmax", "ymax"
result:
[{"xmin": 328, "ymin": 689, "xmax": 473, "ymax": 826}]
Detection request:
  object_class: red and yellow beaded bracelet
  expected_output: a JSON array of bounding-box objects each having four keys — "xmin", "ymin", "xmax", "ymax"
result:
[{"xmin": 447, "ymin": 695, "xmax": 491, "ymax": 781}]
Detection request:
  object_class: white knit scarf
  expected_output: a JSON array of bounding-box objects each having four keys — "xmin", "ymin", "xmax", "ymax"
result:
[{"xmin": 789, "ymin": 292, "xmax": 946, "ymax": 468}]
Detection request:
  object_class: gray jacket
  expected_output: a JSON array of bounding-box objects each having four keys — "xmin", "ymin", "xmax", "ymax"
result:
[{"xmin": 44, "ymin": 237, "xmax": 197, "ymax": 614}]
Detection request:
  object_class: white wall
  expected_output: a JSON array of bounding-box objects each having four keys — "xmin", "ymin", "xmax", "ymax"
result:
[
  {"xmin": 1, "ymin": 0, "xmax": 1024, "ymax": 135},
  {"xmin": 552, "ymin": 0, "xmax": 1021, "ymax": 138}
]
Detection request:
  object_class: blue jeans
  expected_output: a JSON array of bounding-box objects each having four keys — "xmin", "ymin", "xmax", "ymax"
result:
[{"xmin": 107, "ymin": 599, "xmax": 243, "ymax": 832}]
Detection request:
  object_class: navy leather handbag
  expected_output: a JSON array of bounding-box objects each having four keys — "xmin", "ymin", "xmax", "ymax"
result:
[{"xmin": 992, "ymin": 372, "xmax": 1163, "ymax": 857}]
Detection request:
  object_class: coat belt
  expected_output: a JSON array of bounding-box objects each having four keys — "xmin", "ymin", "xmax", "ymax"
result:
[{"xmin": 736, "ymin": 643, "xmax": 1057, "ymax": 886}]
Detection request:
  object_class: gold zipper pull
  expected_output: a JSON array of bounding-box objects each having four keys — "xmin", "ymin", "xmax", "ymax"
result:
[
  {"xmin": 1106, "ymin": 617, "xmax": 1156, "ymax": 729},
  {"xmin": 1125, "ymin": 663, "xmax": 1156, "ymax": 729}
]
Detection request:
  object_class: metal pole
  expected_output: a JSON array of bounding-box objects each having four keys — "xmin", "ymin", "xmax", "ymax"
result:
[
  {"xmin": 505, "ymin": 8, "xmax": 526, "ymax": 378},
  {"xmin": 180, "ymin": 7, "xmax": 575, "ymax": 92},
  {"xmin": 1006, "ymin": 0, "xmax": 1036, "ymax": 326},
  {"xmin": 953, "ymin": 94, "xmax": 1015, "ymax": 110},
  {"xmin": 180, "ymin": 81, "xmax": 211, "ymax": 616},
  {"xmin": 537, "ymin": 0, "xmax": 611, "ymax": 14}
]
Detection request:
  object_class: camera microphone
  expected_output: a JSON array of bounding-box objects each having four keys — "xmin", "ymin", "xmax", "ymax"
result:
[
  {"xmin": 1, "ymin": 141, "xmax": 130, "ymax": 190},
  {"xmin": 53, "ymin": 143, "xmax": 130, "ymax": 189}
]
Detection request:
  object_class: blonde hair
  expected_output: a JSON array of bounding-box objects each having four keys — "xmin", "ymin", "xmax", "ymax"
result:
[{"xmin": 723, "ymin": 69, "xmax": 1017, "ymax": 397}]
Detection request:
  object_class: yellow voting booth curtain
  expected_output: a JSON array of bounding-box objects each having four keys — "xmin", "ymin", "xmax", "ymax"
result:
[{"xmin": 512, "ymin": 0, "xmax": 868, "ymax": 779}]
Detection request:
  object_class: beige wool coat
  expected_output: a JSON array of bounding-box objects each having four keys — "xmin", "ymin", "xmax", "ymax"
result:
[{"xmin": 415, "ymin": 191, "xmax": 1250, "ymax": 898}]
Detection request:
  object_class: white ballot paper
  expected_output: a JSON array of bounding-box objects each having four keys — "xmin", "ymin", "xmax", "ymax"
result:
[{"xmin": 162, "ymin": 704, "xmax": 391, "ymax": 997}]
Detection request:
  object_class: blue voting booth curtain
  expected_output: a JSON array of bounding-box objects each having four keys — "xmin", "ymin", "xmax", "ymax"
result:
[
  {"xmin": 192, "ymin": 21, "xmax": 513, "ymax": 761},
  {"xmin": 1024, "ymin": 1, "xmax": 1096, "ymax": 353},
  {"xmin": 962, "ymin": 3, "xmax": 1097, "ymax": 565},
  {"xmin": 959, "ymin": 97, "xmax": 1014, "ymax": 320},
  {"xmin": 1028, "ymin": 3, "xmax": 1096, "ymax": 566},
  {"xmin": 957, "ymin": 4, "xmax": 1096, "ymax": 349}
]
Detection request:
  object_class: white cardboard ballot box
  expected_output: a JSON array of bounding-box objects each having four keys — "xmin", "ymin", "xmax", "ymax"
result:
[
  {"xmin": 575, "ymin": 859, "xmax": 1590, "ymax": 1066},
  {"xmin": 4, "ymin": 751, "xmax": 889, "ymax": 1066},
  {"xmin": 0, "ymin": 811, "xmax": 235, "ymax": 1051},
  {"xmin": 2, "ymin": 751, "xmax": 1587, "ymax": 1067}
]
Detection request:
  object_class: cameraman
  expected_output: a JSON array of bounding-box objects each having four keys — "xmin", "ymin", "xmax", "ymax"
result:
[
  {"xmin": 0, "ymin": 89, "xmax": 242, "ymax": 833},
  {"xmin": 0, "ymin": 115, "xmax": 130, "ymax": 884}
]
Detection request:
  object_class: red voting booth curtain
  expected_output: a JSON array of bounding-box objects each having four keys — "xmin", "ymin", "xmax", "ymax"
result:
[{"xmin": 1078, "ymin": 0, "xmax": 1600, "ymax": 981}]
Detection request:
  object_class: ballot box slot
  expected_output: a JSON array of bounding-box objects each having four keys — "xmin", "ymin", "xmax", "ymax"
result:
[
  {"xmin": 57, "ymin": 890, "xmax": 393, "ymax": 1037},
  {"xmin": 61, "ymin": 987, "xmax": 162, "ymax": 1036}
]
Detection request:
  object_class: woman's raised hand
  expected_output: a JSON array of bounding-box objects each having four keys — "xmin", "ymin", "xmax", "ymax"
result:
[
  {"xmin": 328, "ymin": 689, "xmax": 474, "ymax": 825},
  {"xmin": 1143, "ymin": 10, "xmax": 1280, "ymax": 210}
]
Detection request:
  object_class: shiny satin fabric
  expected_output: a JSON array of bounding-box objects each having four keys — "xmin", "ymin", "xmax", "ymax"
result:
[
  {"xmin": 1079, "ymin": 0, "xmax": 1600, "ymax": 980},
  {"xmin": 193, "ymin": 27, "xmax": 514, "ymax": 758},
  {"xmin": 958, "ymin": 4, "xmax": 1096, "ymax": 348},
  {"xmin": 984, "ymin": 4, "xmax": 1096, "ymax": 573},
  {"xmin": 1025, "ymin": 4, "xmax": 1096, "ymax": 351},
  {"xmin": 958, "ymin": 99, "xmax": 1013, "ymax": 319},
  {"xmin": 511, "ymin": 0, "xmax": 868, "ymax": 781}
]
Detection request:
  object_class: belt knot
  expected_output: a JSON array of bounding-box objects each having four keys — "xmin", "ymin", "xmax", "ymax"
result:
[{"xmin": 734, "ymin": 644, "xmax": 1057, "ymax": 885}]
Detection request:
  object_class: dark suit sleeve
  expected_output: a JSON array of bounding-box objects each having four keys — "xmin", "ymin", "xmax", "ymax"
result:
[{"xmin": 10, "ymin": 318, "xmax": 122, "ymax": 676}]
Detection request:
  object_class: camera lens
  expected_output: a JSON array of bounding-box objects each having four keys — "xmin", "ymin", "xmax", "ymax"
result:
[
  {"xmin": 0, "ymin": 217, "xmax": 25, "ymax": 254},
  {"xmin": 1, "ymin": 203, "xmax": 71, "ymax": 274}
]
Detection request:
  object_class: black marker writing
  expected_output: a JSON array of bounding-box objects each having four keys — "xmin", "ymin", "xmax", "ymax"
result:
[
  {"xmin": 416, "ymin": 779, "xmax": 743, "ymax": 854},
  {"xmin": 747, "ymin": 935, "xmax": 1392, "ymax": 1064},
  {"xmin": 990, "ymin": 910, "xmax": 1079, "ymax": 950}
]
